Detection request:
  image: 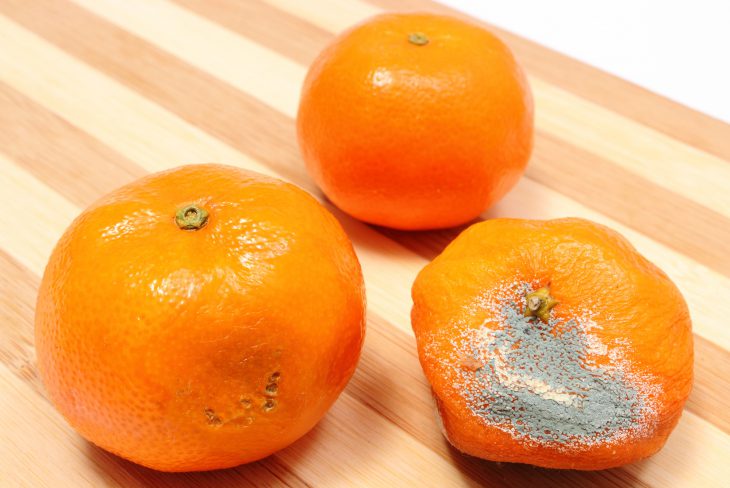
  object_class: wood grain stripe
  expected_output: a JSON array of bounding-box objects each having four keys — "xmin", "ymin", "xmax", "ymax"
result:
[
  {"xmin": 72, "ymin": 0, "xmax": 304, "ymax": 119},
  {"xmin": 8, "ymin": 0, "xmax": 727, "ymax": 351},
  {"xmin": 125, "ymin": 0, "xmax": 730, "ymax": 278},
  {"xmin": 0, "ymin": 81, "xmax": 145, "ymax": 208},
  {"xmin": 530, "ymin": 131, "xmax": 730, "ymax": 277},
  {"xmin": 263, "ymin": 0, "xmax": 381, "ymax": 34},
  {"xmin": 0, "ymin": 250, "xmax": 42, "ymax": 397},
  {"xmin": 364, "ymin": 0, "xmax": 730, "ymax": 163},
  {"xmin": 532, "ymin": 78, "xmax": 730, "ymax": 217},
  {"xmin": 174, "ymin": 0, "xmax": 330, "ymax": 67},
  {"xmin": 0, "ymin": 153, "xmax": 78, "ymax": 274},
  {"xmin": 691, "ymin": 337, "xmax": 730, "ymax": 435}
]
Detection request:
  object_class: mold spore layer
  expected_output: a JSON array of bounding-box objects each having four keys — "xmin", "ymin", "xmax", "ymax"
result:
[{"xmin": 444, "ymin": 281, "xmax": 660, "ymax": 449}]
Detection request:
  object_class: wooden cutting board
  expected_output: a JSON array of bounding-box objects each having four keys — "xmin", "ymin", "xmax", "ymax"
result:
[{"xmin": 1, "ymin": 0, "xmax": 729, "ymax": 486}]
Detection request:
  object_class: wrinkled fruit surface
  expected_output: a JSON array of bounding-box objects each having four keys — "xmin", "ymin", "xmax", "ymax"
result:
[{"xmin": 411, "ymin": 218, "xmax": 693, "ymax": 469}]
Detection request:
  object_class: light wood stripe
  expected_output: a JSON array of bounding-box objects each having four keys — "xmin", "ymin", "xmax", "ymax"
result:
[
  {"xmin": 174, "ymin": 0, "xmax": 331, "ymax": 66},
  {"xmin": 0, "ymin": 81, "xmax": 145, "ymax": 207},
  {"xmin": 533, "ymin": 78, "xmax": 730, "ymax": 218},
  {"xmin": 530, "ymin": 132, "xmax": 730, "ymax": 277},
  {"xmin": 265, "ymin": 0, "xmax": 381, "ymax": 35},
  {"xmin": 72, "ymin": 0, "xmax": 303, "ymax": 119},
  {"xmin": 691, "ymin": 336, "xmax": 730, "ymax": 434},
  {"xmin": 0, "ymin": 0, "xmax": 309, "ymax": 189},
  {"xmin": 0, "ymin": 153, "xmax": 78, "ymax": 274},
  {"xmin": 16, "ymin": 0, "xmax": 726, "ymax": 349}
]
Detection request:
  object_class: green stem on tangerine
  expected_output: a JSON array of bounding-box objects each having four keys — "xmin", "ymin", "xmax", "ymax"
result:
[
  {"xmin": 525, "ymin": 287, "xmax": 559, "ymax": 322},
  {"xmin": 408, "ymin": 32, "xmax": 429, "ymax": 46},
  {"xmin": 175, "ymin": 204, "xmax": 209, "ymax": 230}
]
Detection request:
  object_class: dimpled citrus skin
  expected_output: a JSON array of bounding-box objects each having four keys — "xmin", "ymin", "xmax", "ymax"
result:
[
  {"xmin": 411, "ymin": 218, "xmax": 693, "ymax": 470},
  {"xmin": 35, "ymin": 164, "xmax": 365, "ymax": 472},
  {"xmin": 297, "ymin": 13, "xmax": 533, "ymax": 230}
]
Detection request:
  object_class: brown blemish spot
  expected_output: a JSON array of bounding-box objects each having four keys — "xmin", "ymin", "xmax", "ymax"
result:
[
  {"xmin": 459, "ymin": 354, "xmax": 483, "ymax": 372},
  {"xmin": 240, "ymin": 397, "xmax": 252, "ymax": 409},
  {"xmin": 263, "ymin": 398, "xmax": 277, "ymax": 412},
  {"xmin": 265, "ymin": 371, "xmax": 280, "ymax": 396},
  {"xmin": 204, "ymin": 408, "xmax": 222, "ymax": 425}
]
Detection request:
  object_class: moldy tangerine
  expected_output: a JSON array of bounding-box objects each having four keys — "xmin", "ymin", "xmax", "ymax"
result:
[
  {"xmin": 411, "ymin": 218, "xmax": 693, "ymax": 469},
  {"xmin": 35, "ymin": 164, "xmax": 366, "ymax": 472},
  {"xmin": 297, "ymin": 13, "xmax": 533, "ymax": 230}
]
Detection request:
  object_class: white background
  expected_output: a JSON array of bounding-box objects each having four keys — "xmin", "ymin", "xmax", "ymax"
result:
[{"xmin": 441, "ymin": 0, "xmax": 730, "ymax": 123}]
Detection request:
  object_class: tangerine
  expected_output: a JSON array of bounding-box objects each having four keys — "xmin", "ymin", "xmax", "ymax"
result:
[
  {"xmin": 297, "ymin": 13, "xmax": 533, "ymax": 230},
  {"xmin": 35, "ymin": 164, "xmax": 366, "ymax": 472},
  {"xmin": 411, "ymin": 218, "xmax": 693, "ymax": 469}
]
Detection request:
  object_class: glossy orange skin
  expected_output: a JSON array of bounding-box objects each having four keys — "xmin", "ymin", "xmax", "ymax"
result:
[
  {"xmin": 35, "ymin": 164, "xmax": 366, "ymax": 472},
  {"xmin": 411, "ymin": 218, "xmax": 693, "ymax": 470},
  {"xmin": 297, "ymin": 13, "xmax": 533, "ymax": 230}
]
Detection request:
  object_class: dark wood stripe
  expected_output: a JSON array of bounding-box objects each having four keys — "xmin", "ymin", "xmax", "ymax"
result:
[
  {"xmin": 173, "ymin": 0, "xmax": 330, "ymax": 67},
  {"xmin": 0, "ymin": 80, "xmax": 145, "ymax": 208},
  {"xmin": 531, "ymin": 131, "xmax": 730, "ymax": 276},
  {"xmin": 691, "ymin": 336, "xmax": 730, "ymax": 435},
  {"xmin": 365, "ymin": 0, "xmax": 730, "ymax": 163},
  {"xmin": 0, "ymin": 250, "xmax": 43, "ymax": 398}
]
